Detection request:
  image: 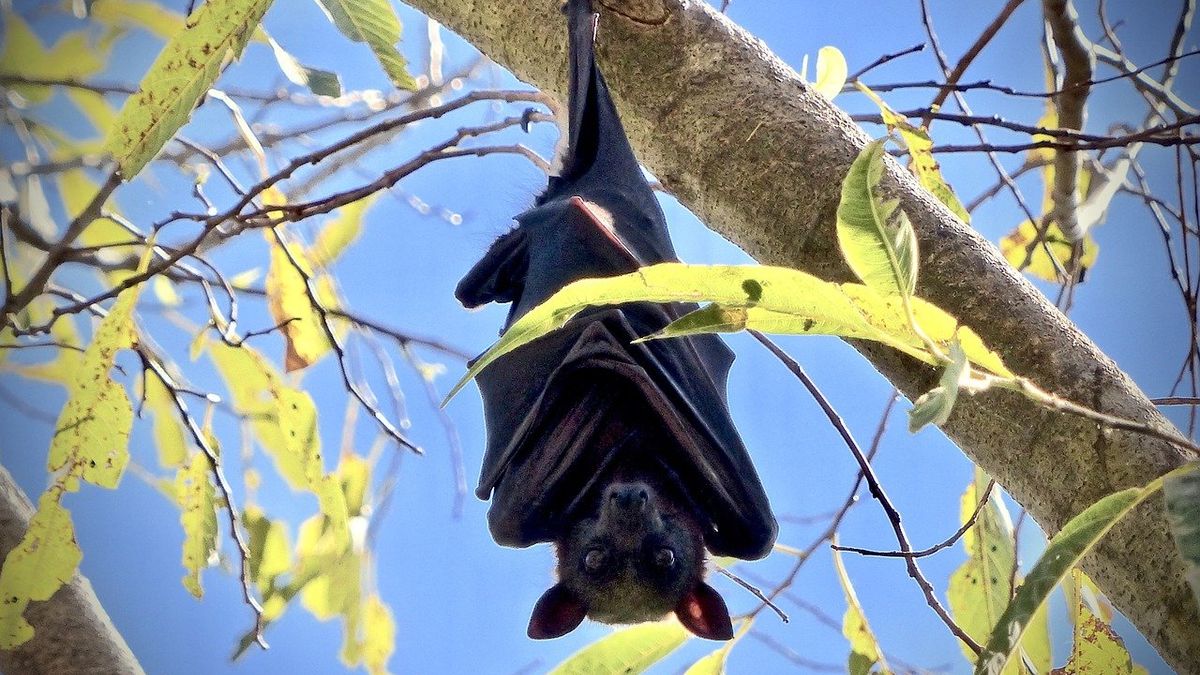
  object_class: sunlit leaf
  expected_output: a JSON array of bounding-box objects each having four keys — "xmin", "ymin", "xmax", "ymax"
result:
[
  {"xmin": 908, "ymin": 339, "xmax": 967, "ymax": 432},
  {"xmin": 361, "ymin": 595, "xmax": 396, "ymax": 675},
  {"xmin": 833, "ymin": 544, "xmax": 889, "ymax": 675},
  {"xmin": 312, "ymin": 0, "xmax": 416, "ymax": 90},
  {"xmin": 857, "ymin": 84, "xmax": 969, "ymax": 223},
  {"xmin": 0, "ymin": 16, "xmax": 104, "ymax": 103},
  {"xmin": 338, "ymin": 454, "xmax": 371, "ymax": 517},
  {"xmin": 998, "ymin": 220, "xmax": 1098, "ymax": 283},
  {"xmin": 0, "ymin": 493, "xmax": 82, "ymax": 648},
  {"xmin": 245, "ymin": 507, "xmax": 293, "ymax": 591},
  {"xmin": 300, "ymin": 550, "xmax": 360, "ymax": 621},
  {"xmin": 548, "ymin": 621, "xmax": 690, "ymax": 675},
  {"xmin": 143, "ymin": 374, "xmax": 188, "ymax": 468},
  {"xmin": 1054, "ymin": 569, "xmax": 1137, "ymax": 674},
  {"xmin": 444, "ymin": 262, "xmax": 1010, "ymax": 403},
  {"xmin": 91, "ymin": 0, "xmax": 185, "ymax": 40},
  {"xmin": 266, "ymin": 33, "xmax": 342, "ymax": 97},
  {"xmin": 105, "ymin": 0, "xmax": 274, "ymax": 178},
  {"xmin": 947, "ymin": 468, "xmax": 1050, "ymax": 672},
  {"xmin": 205, "ymin": 339, "xmax": 324, "ymax": 490},
  {"xmin": 813, "ymin": 46, "xmax": 847, "ymax": 100},
  {"xmin": 974, "ymin": 463, "xmax": 1196, "ymax": 674},
  {"xmin": 266, "ymin": 232, "xmax": 333, "ymax": 371},
  {"xmin": 1164, "ymin": 463, "xmax": 1200, "ymax": 610},
  {"xmin": 46, "ymin": 261, "xmax": 146, "ymax": 489},
  {"xmin": 311, "ymin": 195, "xmax": 379, "ymax": 267},
  {"xmin": 837, "ymin": 138, "xmax": 919, "ymax": 298},
  {"xmin": 684, "ymin": 645, "xmax": 731, "ymax": 675},
  {"xmin": 176, "ymin": 451, "xmax": 217, "ymax": 597}
]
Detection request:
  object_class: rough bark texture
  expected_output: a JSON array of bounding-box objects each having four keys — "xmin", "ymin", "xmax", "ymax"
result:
[
  {"xmin": 407, "ymin": 0, "xmax": 1199, "ymax": 669},
  {"xmin": 0, "ymin": 466, "xmax": 143, "ymax": 675}
]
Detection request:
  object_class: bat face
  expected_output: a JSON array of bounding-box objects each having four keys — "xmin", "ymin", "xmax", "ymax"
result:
[
  {"xmin": 456, "ymin": 0, "xmax": 776, "ymax": 642},
  {"xmin": 528, "ymin": 480, "xmax": 734, "ymax": 641}
]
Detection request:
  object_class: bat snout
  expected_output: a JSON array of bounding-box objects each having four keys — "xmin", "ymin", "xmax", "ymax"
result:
[{"xmin": 605, "ymin": 483, "xmax": 650, "ymax": 513}]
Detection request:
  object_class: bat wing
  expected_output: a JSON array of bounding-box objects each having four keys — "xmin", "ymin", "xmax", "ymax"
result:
[{"xmin": 478, "ymin": 310, "xmax": 777, "ymax": 560}]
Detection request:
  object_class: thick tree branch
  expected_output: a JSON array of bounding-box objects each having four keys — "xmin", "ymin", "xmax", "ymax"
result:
[
  {"xmin": 401, "ymin": 0, "xmax": 1200, "ymax": 670},
  {"xmin": 0, "ymin": 466, "xmax": 144, "ymax": 674}
]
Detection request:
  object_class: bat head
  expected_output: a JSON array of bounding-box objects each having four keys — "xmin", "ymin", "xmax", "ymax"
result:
[{"xmin": 527, "ymin": 480, "xmax": 734, "ymax": 641}]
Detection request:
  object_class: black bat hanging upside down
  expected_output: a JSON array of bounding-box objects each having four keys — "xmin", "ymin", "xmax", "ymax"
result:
[{"xmin": 455, "ymin": 0, "xmax": 777, "ymax": 641}]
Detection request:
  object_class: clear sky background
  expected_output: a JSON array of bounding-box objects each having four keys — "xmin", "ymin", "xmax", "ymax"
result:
[{"xmin": 1, "ymin": 0, "xmax": 1196, "ymax": 673}]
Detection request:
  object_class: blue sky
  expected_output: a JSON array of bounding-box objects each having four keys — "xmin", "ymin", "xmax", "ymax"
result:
[{"xmin": 1, "ymin": 0, "xmax": 1195, "ymax": 673}]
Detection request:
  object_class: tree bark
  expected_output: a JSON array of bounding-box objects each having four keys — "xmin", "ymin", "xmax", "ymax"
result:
[
  {"xmin": 0, "ymin": 466, "xmax": 143, "ymax": 674},
  {"xmin": 406, "ymin": 0, "xmax": 1199, "ymax": 669}
]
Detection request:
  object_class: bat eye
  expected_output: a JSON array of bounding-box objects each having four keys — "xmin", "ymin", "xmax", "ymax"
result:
[
  {"xmin": 654, "ymin": 548, "xmax": 675, "ymax": 568},
  {"xmin": 584, "ymin": 549, "xmax": 607, "ymax": 572}
]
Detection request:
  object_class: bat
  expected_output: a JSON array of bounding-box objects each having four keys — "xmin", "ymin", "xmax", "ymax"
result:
[{"xmin": 455, "ymin": 0, "xmax": 776, "ymax": 640}]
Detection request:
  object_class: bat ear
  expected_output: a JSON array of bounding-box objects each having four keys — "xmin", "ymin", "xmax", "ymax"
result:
[
  {"xmin": 528, "ymin": 583, "xmax": 587, "ymax": 639},
  {"xmin": 675, "ymin": 581, "xmax": 734, "ymax": 641}
]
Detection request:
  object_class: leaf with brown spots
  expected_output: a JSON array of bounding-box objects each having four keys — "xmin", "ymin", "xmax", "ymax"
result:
[{"xmin": 104, "ymin": 0, "xmax": 274, "ymax": 178}]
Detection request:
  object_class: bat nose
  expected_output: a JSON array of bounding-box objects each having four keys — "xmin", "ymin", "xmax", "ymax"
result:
[{"xmin": 609, "ymin": 485, "xmax": 649, "ymax": 512}]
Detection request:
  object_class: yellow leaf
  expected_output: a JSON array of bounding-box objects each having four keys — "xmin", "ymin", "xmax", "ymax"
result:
[
  {"xmin": 266, "ymin": 233, "xmax": 332, "ymax": 372},
  {"xmin": 338, "ymin": 455, "xmax": 372, "ymax": 517},
  {"xmin": 176, "ymin": 452, "xmax": 217, "ymax": 597},
  {"xmin": 91, "ymin": 0, "xmax": 185, "ymax": 40},
  {"xmin": 301, "ymin": 551, "xmax": 361, "ymax": 621},
  {"xmin": 143, "ymin": 374, "xmax": 188, "ymax": 468},
  {"xmin": 813, "ymin": 46, "xmax": 847, "ymax": 101},
  {"xmin": 362, "ymin": 595, "xmax": 396, "ymax": 675},
  {"xmin": 857, "ymin": 84, "xmax": 969, "ymax": 223},
  {"xmin": 0, "ymin": 17, "xmax": 104, "ymax": 103},
  {"xmin": 832, "ymin": 544, "xmax": 890, "ymax": 675},
  {"xmin": 205, "ymin": 339, "xmax": 324, "ymax": 490},
  {"xmin": 244, "ymin": 507, "xmax": 292, "ymax": 591},
  {"xmin": 310, "ymin": 195, "xmax": 378, "ymax": 267},
  {"xmin": 998, "ymin": 220, "xmax": 1098, "ymax": 282},
  {"xmin": 0, "ymin": 493, "xmax": 82, "ymax": 648},
  {"xmin": 47, "ymin": 269, "xmax": 145, "ymax": 489},
  {"xmin": 153, "ymin": 276, "xmax": 183, "ymax": 307},
  {"xmin": 1056, "ymin": 569, "xmax": 1136, "ymax": 674}
]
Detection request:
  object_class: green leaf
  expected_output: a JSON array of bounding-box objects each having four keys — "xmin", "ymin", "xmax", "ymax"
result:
[
  {"xmin": 837, "ymin": 138, "xmax": 919, "ymax": 298},
  {"xmin": 266, "ymin": 34, "xmax": 342, "ymax": 97},
  {"xmin": 177, "ymin": 452, "xmax": 218, "ymax": 598},
  {"xmin": 313, "ymin": 0, "xmax": 416, "ymax": 90},
  {"xmin": 974, "ymin": 464, "xmax": 1192, "ymax": 674},
  {"xmin": 244, "ymin": 507, "xmax": 293, "ymax": 591},
  {"xmin": 813, "ymin": 46, "xmax": 847, "ymax": 100},
  {"xmin": 105, "ymin": 0, "xmax": 275, "ymax": 178},
  {"xmin": 0, "ymin": 17, "xmax": 104, "ymax": 103},
  {"xmin": 47, "ymin": 264, "xmax": 145, "ymax": 489},
  {"xmin": 0, "ymin": 493, "xmax": 83, "ymax": 648},
  {"xmin": 1164, "ymin": 462, "xmax": 1200, "ymax": 610},
  {"xmin": 857, "ymin": 84, "xmax": 969, "ymax": 223},
  {"xmin": 908, "ymin": 339, "xmax": 968, "ymax": 432},
  {"xmin": 548, "ymin": 621, "xmax": 690, "ymax": 675},
  {"xmin": 684, "ymin": 645, "xmax": 731, "ymax": 675},
  {"xmin": 444, "ymin": 262, "xmax": 1011, "ymax": 404},
  {"xmin": 948, "ymin": 468, "xmax": 1049, "ymax": 672},
  {"xmin": 833, "ymin": 544, "xmax": 889, "ymax": 675}
]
